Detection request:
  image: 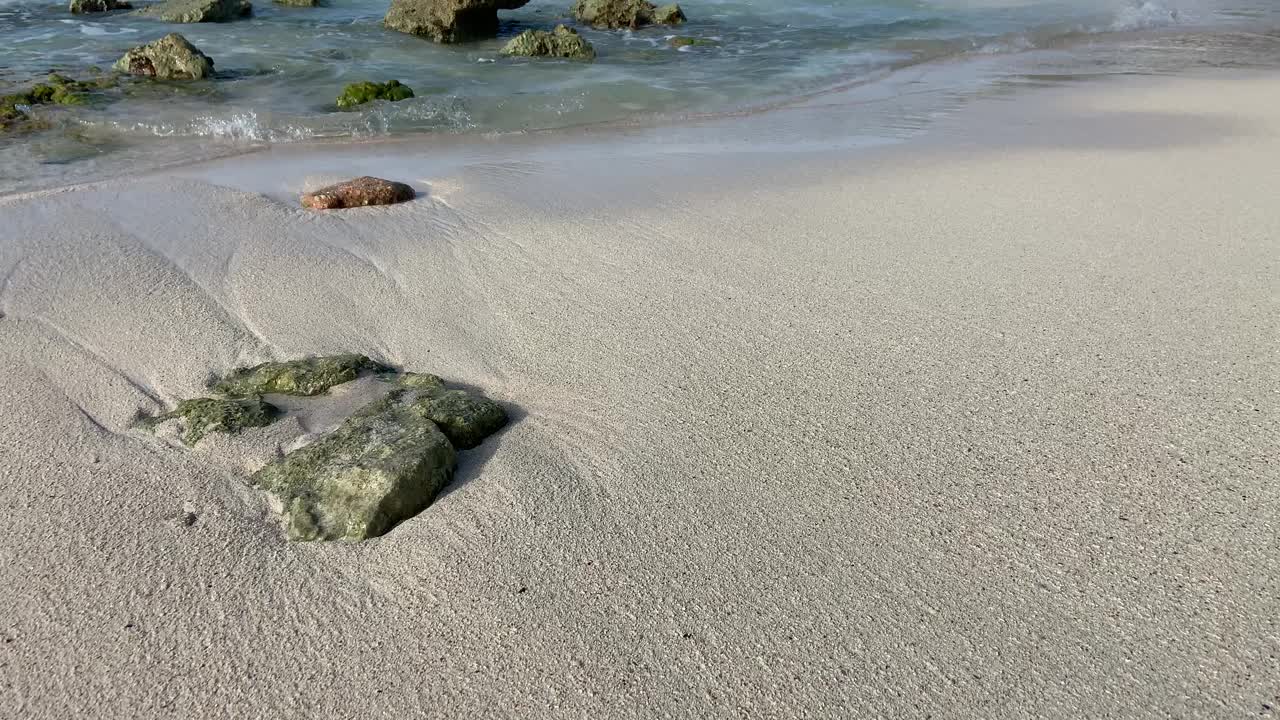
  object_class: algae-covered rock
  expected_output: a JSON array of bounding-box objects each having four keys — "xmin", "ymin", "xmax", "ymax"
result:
[
  {"xmin": 502, "ymin": 25, "xmax": 596, "ymax": 60},
  {"xmin": 251, "ymin": 390, "xmax": 458, "ymax": 541},
  {"xmin": 114, "ymin": 34, "xmax": 215, "ymax": 80},
  {"xmin": 572, "ymin": 0, "xmax": 684, "ymax": 29},
  {"xmin": 669, "ymin": 35, "xmax": 716, "ymax": 48},
  {"xmin": 212, "ymin": 354, "xmax": 387, "ymax": 397},
  {"xmin": 335, "ymin": 79, "xmax": 414, "ymax": 109},
  {"xmin": 410, "ymin": 388, "xmax": 508, "ymax": 450},
  {"xmin": 0, "ymin": 73, "xmax": 117, "ymax": 134},
  {"xmin": 150, "ymin": 396, "xmax": 279, "ymax": 445},
  {"xmin": 384, "ymin": 0, "xmax": 530, "ymax": 43},
  {"xmin": 135, "ymin": 0, "xmax": 251, "ymax": 22},
  {"xmin": 70, "ymin": 0, "xmax": 132, "ymax": 12}
]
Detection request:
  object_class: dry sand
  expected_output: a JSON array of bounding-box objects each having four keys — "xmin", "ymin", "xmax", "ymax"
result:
[{"xmin": 1, "ymin": 69, "xmax": 1277, "ymax": 718}]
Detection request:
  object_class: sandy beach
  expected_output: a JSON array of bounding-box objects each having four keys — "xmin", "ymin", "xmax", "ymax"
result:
[{"xmin": 1, "ymin": 67, "xmax": 1277, "ymax": 717}]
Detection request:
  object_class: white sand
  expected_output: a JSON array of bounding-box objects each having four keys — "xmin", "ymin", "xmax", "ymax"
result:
[{"xmin": 1, "ymin": 70, "xmax": 1277, "ymax": 718}]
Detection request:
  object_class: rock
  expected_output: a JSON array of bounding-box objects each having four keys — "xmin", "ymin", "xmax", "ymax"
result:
[
  {"xmin": 335, "ymin": 79, "xmax": 414, "ymax": 109},
  {"xmin": 384, "ymin": 0, "xmax": 530, "ymax": 43},
  {"xmin": 113, "ymin": 34, "xmax": 215, "ymax": 80},
  {"xmin": 300, "ymin": 177, "xmax": 416, "ymax": 210},
  {"xmin": 135, "ymin": 0, "xmax": 251, "ymax": 23},
  {"xmin": 212, "ymin": 354, "xmax": 387, "ymax": 396},
  {"xmin": 502, "ymin": 25, "xmax": 596, "ymax": 60},
  {"xmin": 251, "ymin": 390, "xmax": 458, "ymax": 541},
  {"xmin": 410, "ymin": 387, "xmax": 508, "ymax": 450},
  {"xmin": 69, "ymin": 0, "xmax": 132, "ymax": 12},
  {"xmin": 273, "ymin": 0, "xmax": 317, "ymax": 5},
  {"xmin": 0, "ymin": 73, "xmax": 117, "ymax": 134},
  {"xmin": 669, "ymin": 35, "xmax": 716, "ymax": 48},
  {"xmin": 572, "ymin": 0, "xmax": 684, "ymax": 29},
  {"xmin": 147, "ymin": 396, "xmax": 279, "ymax": 445}
]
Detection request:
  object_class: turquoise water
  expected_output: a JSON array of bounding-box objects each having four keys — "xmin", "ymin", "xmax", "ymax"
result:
[{"xmin": 2, "ymin": 0, "xmax": 1278, "ymax": 188}]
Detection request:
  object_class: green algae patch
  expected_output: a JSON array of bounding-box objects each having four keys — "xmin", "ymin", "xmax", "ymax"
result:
[
  {"xmin": 0, "ymin": 73, "xmax": 118, "ymax": 134},
  {"xmin": 669, "ymin": 36, "xmax": 717, "ymax": 48},
  {"xmin": 149, "ymin": 396, "xmax": 280, "ymax": 445},
  {"xmin": 212, "ymin": 354, "xmax": 388, "ymax": 397},
  {"xmin": 335, "ymin": 80, "xmax": 414, "ymax": 109},
  {"xmin": 251, "ymin": 390, "xmax": 457, "ymax": 541}
]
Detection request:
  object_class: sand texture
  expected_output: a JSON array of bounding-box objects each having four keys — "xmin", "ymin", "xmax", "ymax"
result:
[{"xmin": 1, "ymin": 71, "xmax": 1277, "ymax": 718}]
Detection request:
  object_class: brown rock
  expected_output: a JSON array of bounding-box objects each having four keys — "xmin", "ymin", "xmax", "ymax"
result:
[{"xmin": 300, "ymin": 176, "xmax": 415, "ymax": 210}]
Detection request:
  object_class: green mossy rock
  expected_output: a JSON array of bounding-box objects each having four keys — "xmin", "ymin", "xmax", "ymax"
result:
[
  {"xmin": 409, "ymin": 388, "xmax": 507, "ymax": 450},
  {"xmin": 70, "ymin": 0, "xmax": 132, "ymax": 12},
  {"xmin": 502, "ymin": 25, "xmax": 596, "ymax": 60},
  {"xmin": 135, "ymin": 0, "xmax": 251, "ymax": 22},
  {"xmin": 150, "ymin": 396, "xmax": 280, "ymax": 445},
  {"xmin": 114, "ymin": 33, "xmax": 215, "ymax": 80},
  {"xmin": 669, "ymin": 35, "xmax": 716, "ymax": 48},
  {"xmin": 571, "ymin": 0, "xmax": 684, "ymax": 29},
  {"xmin": 251, "ymin": 390, "xmax": 458, "ymax": 541},
  {"xmin": 211, "ymin": 354, "xmax": 387, "ymax": 397},
  {"xmin": 383, "ymin": 0, "xmax": 530, "ymax": 43},
  {"xmin": 335, "ymin": 80, "xmax": 414, "ymax": 109},
  {"xmin": 0, "ymin": 73, "xmax": 117, "ymax": 134}
]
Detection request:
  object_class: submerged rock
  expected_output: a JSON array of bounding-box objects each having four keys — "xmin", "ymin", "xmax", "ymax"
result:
[
  {"xmin": 135, "ymin": 0, "xmax": 251, "ymax": 22},
  {"xmin": 384, "ymin": 0, "xmax": 530, "ymax": 43},
  {"xmin": 669, "ymin": 35, "xmax": 716, "ymax": 48},
  {"xmin": 149, "ymin": 396, "xmax": 279, "ymax": 445},
  {"xmin": 69, "ymin": 0, "xmax": 132, "ymax": 12},
  {"xmin": 572, "ymin": 0, "xmax": 684, "ymax": 30},
  {"xmin": 114, "ymin": 34, "xmax": 215, "ymax": 80},
  {"xmin": 335, "ymin": 79, "xmax": 414, "ymax": 109},
  {"xmin": 0, "ymin": 73, "xmax": 117, "ymax": 134},
  {"xmin": 212, "ymin": 354, "xmax": 387, "ymax": 396},
  {"xmin": 300, "ymin": 177, "xmax": 416, "ymax": 210},
  {"xmin": 502, "ymin": 25, "xmax": 596, "ymax": 60},
  {"xmin": 273, "ymin": 0, "xmax": 317, "ymax": 5}
]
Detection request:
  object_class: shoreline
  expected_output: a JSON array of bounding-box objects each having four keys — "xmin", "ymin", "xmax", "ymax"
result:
[
  {"xmin": 5, "ymin": 18, "xmax": 1278, "ymax": 198},
  {"xmin": 2, "ymin": 63, "xmax": 1277, "ymax": 718}
]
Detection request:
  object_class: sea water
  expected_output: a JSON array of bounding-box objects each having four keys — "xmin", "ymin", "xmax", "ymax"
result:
[{"xmin": 1, "ymin": 0, "xmax": 1278, "ymax": 191}]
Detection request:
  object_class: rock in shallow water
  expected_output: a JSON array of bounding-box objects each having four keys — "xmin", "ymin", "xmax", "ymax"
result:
[
  {"xmin": 384, "ymin": 0, "xmax": 530, "ymax": 43},
  {"xmin": 572, "ymin": 0, "xmax": 684, "ymax": 30},
  {"xmin": 502, "ymin": 25, "xmax": 596, "ymax": 61},
  {"xmin": 300, "ymin": 177, "xmax": 416, "ymax": 210},
  {"xmin": 69, "ymin": 0, "xmax": 132, "ymax": 13},
  {"xmin": 135, "ymin": 0, "xmax": 251, "ymax": 22},
  {"xmin": 114, "ymin": 33, "xmax": 215, "ymax": 80},
  {"xmin": 212, "ymin": 354, "xmax": 387, "ymax": 396},
  {"xmin": 335, "ymin": 79, "xmax": 414, "ymax": 109}
]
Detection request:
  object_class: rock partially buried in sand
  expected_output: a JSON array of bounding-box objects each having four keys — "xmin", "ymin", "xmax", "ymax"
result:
[
  {"xmin": 114, "ymin": 34, "xmax": 215, "ymax": 80},
  {"xmin": 572, "ymin": 0, "xmax": 684, "ymax": 30},
  {"xmin": 70, "ymin": 0, "xmax": 132, "ymax": 12},
  {"xmin": 135, "ymin": 0, "xmax": 251, "ymax": 22},
  {"xmin": 248, "ymin": 368, "xmax": 508, "ymax": 541},
  {"xmin": 251, "ymin": 390, "xmax": 459, "ymax": 541},
  {"xmin": 147, "ymin": 396, "xmax": 280, "ymax": 445},
  {"xmin": 300, "ymin": 177, "xmax": 416, "ymax": 210},
  {"xmin": 212, "ymin": 354, "xmax": 388, "ymax": 396},
  {"xmin": 502, "ymin": 25, "xmax": 596, "ymax": 60},
  {"xmin": 335, "ymin": 79, "xmax": 414, "ymax": 109},
  {"xmin": 384, "ymin": 0, "xmax": 530, "ymax": 43}
]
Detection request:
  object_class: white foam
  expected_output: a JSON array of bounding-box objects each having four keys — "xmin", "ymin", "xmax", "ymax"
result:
[{"xmin": 1110, "ymin": 0, "xmax": 1180, "ymax": 31}]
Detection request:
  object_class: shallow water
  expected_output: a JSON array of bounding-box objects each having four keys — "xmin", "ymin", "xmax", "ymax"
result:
[{"xmin": 2, "ymin": 0, "xmax": 1278, "ymax": 191}]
